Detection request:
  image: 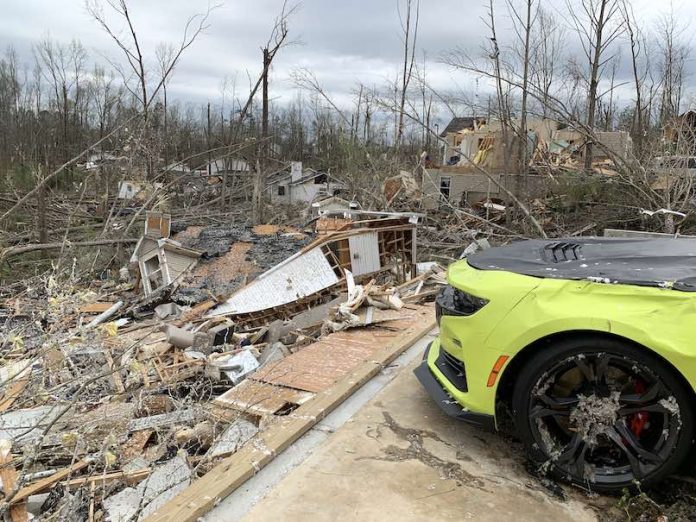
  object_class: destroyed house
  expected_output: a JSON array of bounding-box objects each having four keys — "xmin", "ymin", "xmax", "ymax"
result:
[
  {"xmin": 422, "ymin": 167, "xmax": 503, "ymax": 208},
  {"xmin": 130, "ymin": 212, "xmax": 202, "ymax": 296},
  {"xmin": 206, "ymin": 214, "xmax": 418, "ymax": 325},
  {"xmin": 267, "ymin": 161, "xmax": 347, "ymax": 204},
  {"xmin": 550, "ymin": 129, "xmax": 633, "ymax": 159},
  {"xmin": 440, "ymin": 116, "xmax": 487, "ymax": 166}
]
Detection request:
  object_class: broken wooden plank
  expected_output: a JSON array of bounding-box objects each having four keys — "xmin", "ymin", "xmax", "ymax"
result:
[
  {"xmin": 214, "ymin": 380, "xmax": 314, "ymax": 416},
  {"xmin": 0, "ymin": 378, "xmax": 29, "ymax": 413},
  {"xmin": 66, "ymin": 468, "xmax": 151, "ymax": 489},
  {"xmin": 252, "ymin": 306, "xmax": 427, "ymax": 392},
  {"xmin": 103, "ymin": 349, "xmax": 126, "ymax": 395},
  {"xmin": 79, "ymin": 302, "xmax": 116, "ymax": 314},
  {"xmin": 121, "ymin": 429, "xmax": 155, "ymax": 461},
  {"xmin": 11, "ymin": 459, "xmax": 91, "ymax": 503},
  {"xmin": 144, "ymin": 305, "xmax": 435, "ymax": 522},
  {"xmin": 0, "ymin": 439, "xmax": 28, "ymax": 521}
]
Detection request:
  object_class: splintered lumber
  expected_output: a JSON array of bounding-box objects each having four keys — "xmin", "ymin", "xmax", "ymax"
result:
[
  {"xmin": 11, "ymin": 459, "xmax": 91, "ymax": 503},
  {"xmin": 0, "ymin": 378, "xmax": 29, "ymax": 413},
  {"xmin": 214, "ymin": 380, "xmax": 314, "ymax": 416},
  {"xmin": 79, "ymin": 302, "xmax": 116, "ymax": 314},
  {"xmin": 121, "ymin": 429, "xmax": 155, "ymax": 460},
  {"xmin": 66, "ymin": 468, "xmax": 151, "ymax": 489},
  {"xmin": 144, "ymin": 305, "xmax": 435, "ymax": 522},
  {"xmin": 0, "ymin": 439, "xmax": 29, "ymax": 521},
  {"xmin": 85, "ymin": 301, "xmax": 124, "ymax": 329}
]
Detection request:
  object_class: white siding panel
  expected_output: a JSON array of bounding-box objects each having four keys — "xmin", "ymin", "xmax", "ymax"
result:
[
  {"xmin": 348, "ymin": 232, "xmax": 381, "ymax": 276},
  {"xmin": 209, "ymin": 247, "xmax": 339, "ymax": 316},
  {"xmin": 166, "ymin": 251, "xmax": 197, "ymax": 279}
]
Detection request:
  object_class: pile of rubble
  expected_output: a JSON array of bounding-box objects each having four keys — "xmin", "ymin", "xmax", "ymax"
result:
[{"xmin": 0, "ymin": 210, "xmax": 443, "ymax": 521}]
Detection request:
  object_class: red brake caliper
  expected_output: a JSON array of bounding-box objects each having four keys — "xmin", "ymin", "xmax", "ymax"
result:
[{"xmin": 630, "ymin": 379, "xmax": 649, "ymax": 437}]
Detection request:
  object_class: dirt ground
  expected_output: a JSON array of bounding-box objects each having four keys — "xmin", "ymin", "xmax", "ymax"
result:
[{"xmin": 236, "ymin": 355, "xmax": 611, "ymax": 522}]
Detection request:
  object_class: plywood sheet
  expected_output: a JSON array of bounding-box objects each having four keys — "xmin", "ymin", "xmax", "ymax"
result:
[
  {"xmin": 252, "ymin": 305, "xmax": 431, "ymax": 393},
  {"xmin": 214, "ymin": 380, "xmax": 314, "ymax": 416}
]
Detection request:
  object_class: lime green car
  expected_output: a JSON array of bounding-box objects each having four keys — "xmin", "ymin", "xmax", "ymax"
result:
[{"xmin": 415, "ymin": 239, "xmax": 696, "ymax": 492}]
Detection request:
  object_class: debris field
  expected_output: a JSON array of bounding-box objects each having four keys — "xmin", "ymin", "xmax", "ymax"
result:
[{"xmin": 0, "ymin": 210, "xmax": 442, "ymax": 521}]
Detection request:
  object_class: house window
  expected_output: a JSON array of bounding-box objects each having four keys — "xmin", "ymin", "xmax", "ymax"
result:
[
  {"xmin": 141, "ymin": 252, "xmax": 168, "ymax": 295},
  {"xmin": 439, "ymin": 176, "xmax": 451, "ymax": 201},
  {"xmin": 314, "ymin": 173, "xmax": 327, "ymax": 184},
  {"xmin": 277, "ymin": 185, "xmax": 286, "ymax": 196}
]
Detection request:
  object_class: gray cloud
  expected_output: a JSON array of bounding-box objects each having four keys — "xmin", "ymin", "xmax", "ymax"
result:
[{"xmin": 0, "ymin": 0, "xmax": 695, "ymax": 112}]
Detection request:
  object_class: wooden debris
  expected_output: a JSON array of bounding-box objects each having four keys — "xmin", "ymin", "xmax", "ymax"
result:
[
  {"xmin": 66, "ymin": 468, "xmax": 151, "ymax": 489},
  {"xmin": 0, "ymin": 378, "xmax": 29, "ymax": 413},
  {"xmin": 79, "ymin": 302, "xmax": 116, "ymax": 314},
  {"xmin": 11, "ymin": 459, "xmax": 91, "ymax": 503},
  {"xmin": 0, "ymin": 439, "xmax": 28, "ymax": 522},
  {"xmin": 121, "ymin": 429, "xmax": 155, "ymax": 461},
  {"xmin": 144, "ymin": 306, "xmax": 436, "ymax": 521}
]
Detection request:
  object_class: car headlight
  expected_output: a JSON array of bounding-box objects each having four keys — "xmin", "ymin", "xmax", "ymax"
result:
[{"xmin": 436, "ymin": 285, "xmax": 488, "ymax": 323}]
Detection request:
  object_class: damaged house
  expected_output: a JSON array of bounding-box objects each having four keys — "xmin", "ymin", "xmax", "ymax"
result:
[
  {"xmin": 428, "ymin": 116, "xmax": 635, "ymax": 208},
  {"xmin": 267, "ymin": 161, "xmax": 347, "ymax": 204},
  {"xmin": 206, "ymin": 212, "xmax": 419, "ymax": 325}
]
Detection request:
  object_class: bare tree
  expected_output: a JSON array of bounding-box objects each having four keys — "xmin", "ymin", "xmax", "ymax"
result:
[
  {"xmin": 507, "ymin": 0, "xmax": 538, "ymax": 197},
  {"xmin": 396, "ymin": 0, "xmax": 420, "ymax": 145},
  {"xmin": 656, "ymin": 5, "xmax": 689, "ymax": 127},
  {"xmin": 532, "ymin": 10, "xmax": 565, "ymax": 120},
  {"xmin": 566, "ymin": 0, "xmax": 624, "ymax": 170},
  {"xmin": 249, "ymin": 1, "xmax": 297, "ymax": 224},
  {"xmin": 621, "ymin": 0, "xmax": 650, "ymax": 156},
  {"xmin": 86, "ymin": 0, "xmax": 214, "ymax": 121}
]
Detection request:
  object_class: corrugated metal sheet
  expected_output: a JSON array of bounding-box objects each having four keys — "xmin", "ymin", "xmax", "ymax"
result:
[
  {"xmin": 209, "ymin": 247, "xmax": 339, "ymax": 316},
  {"xmin": 348, "ymin": 232, "xmax": 380, "ymax": 276}
]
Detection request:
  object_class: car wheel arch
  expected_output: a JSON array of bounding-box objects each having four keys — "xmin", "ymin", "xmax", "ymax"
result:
[{"xmin": 494, "ymin": 329, "xmax": 696, "ymax": 432}]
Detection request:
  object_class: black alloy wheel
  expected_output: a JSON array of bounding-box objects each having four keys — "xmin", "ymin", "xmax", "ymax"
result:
[{"xmin": 512, "ymin": 336, "xmax": 695, "ymax": 492}]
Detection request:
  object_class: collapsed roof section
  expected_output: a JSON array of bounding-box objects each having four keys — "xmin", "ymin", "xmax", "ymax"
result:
[{"xmin": 206, "ymin": 214, "xmax": 418, "ymax": 325}]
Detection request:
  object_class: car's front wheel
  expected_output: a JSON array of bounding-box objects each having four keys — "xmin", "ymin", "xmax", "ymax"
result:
[{"xmin": 512, "ymin": 335, "xmax": 695, "ymax": 492}]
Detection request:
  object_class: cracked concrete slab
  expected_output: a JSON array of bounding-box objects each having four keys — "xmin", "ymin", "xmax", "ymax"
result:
[{"xmin": 237, "ymin": 357, "xmax": 601, "ymax": 522}]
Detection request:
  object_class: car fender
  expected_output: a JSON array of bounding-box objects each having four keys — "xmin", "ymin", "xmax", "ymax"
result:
[{"xmin": 489, "ymin": 280, "xmax": 696, "ymax": 391}]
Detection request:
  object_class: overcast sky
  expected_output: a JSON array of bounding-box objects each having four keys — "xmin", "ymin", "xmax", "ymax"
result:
[{"xmin": 0, "ymin": 0, "xmax": 694, "ymax": 112}]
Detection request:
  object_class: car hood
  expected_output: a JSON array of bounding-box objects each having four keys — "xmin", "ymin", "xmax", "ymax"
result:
[{"xmin": 467, "ymin": 238, "xmax": 696, "ymax": 292}]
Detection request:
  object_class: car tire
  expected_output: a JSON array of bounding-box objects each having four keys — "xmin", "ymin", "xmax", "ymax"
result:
[{"xmin": 512, "ymin": 335, "xmax": 695, "ymax": 492}]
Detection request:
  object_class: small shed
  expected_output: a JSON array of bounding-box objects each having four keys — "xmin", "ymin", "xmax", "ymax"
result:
[{"xmin": 130, "ymin": 212, "xmax": 202, "ymax": 296}]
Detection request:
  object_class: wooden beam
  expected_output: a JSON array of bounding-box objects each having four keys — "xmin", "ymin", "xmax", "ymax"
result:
[
  {"xmin": 144, "ymin": 309, "xmax": 435, "ymax": 522},
  {"xmin": 0, "ymin": 378, "xmax": 29, "ymax": 413},
  {"xmin": 11, "ymin": 459, "xmax": 91, "ymax": 503}
]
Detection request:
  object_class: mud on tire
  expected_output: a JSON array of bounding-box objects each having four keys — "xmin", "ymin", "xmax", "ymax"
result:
[{"xmin": 512, "ymin": 335, "xmax": 695, "ymax": 493}]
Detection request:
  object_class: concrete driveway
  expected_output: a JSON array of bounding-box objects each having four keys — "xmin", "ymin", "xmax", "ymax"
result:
[{"xmin": 208, "ymin": 333, "xmax": 605, "ymax": 521}]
